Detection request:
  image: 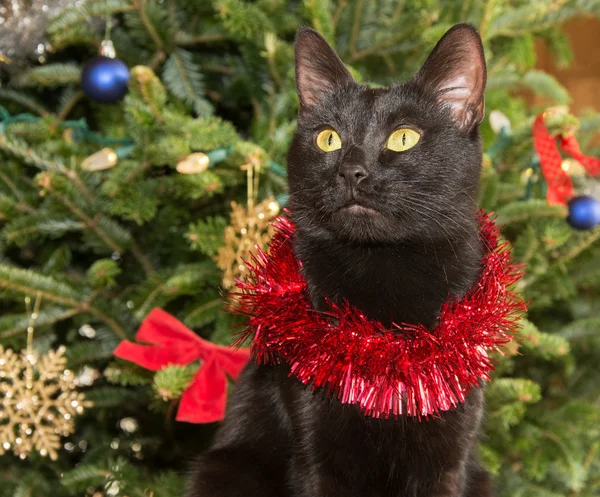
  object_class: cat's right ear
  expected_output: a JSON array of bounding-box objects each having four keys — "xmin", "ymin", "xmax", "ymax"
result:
[{"xmin": 295, "ymin": 27, "xmax": 355, "ymax": 111}]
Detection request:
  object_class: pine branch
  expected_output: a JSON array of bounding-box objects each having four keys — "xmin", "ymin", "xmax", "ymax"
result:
[
  {"xmin": 512, "ymin": 225, "xmax": 540, "ymax": 264},
  {"xmin": 11, "ymin": 64, "xmax": 81, "ymax": 89},
  {"xmin": 148, "ymin": 49, "xmax": 167, "ymax": 71},
  {"xmin": 0, "ymin": 264, "xmax": 82, "ymax": 304},
  {"xmin": 49, "ymin": 22, "xmax": 101, "ymax": 51},
  {"xmin": 133, "ymin": 262, "xmax": 220, "ymax": 320},
  {"xmin": 86, "ymin": 259, "xmax": 122, "ymax": 288},
  {"xmin": 184, "ymin": 299, "xmax": 222, "ymax": 327},
  {"xmin": 105, "ymin": 361, "xmax": 153, "ymax": 386},
  {"xmin": 519, "ymin": 318, "xmax": 570, "ymax": 359},
  {"xmin": 349, "ymin": 31, "xmax": 415, "ymax": 62},
  {"xmin": 128, "ymin": 66, "xmax": 166, "ymax": 123},
  {"xmin": 478, "ymin": 0, "xmax": 494, "ymax": 41},
  {"xmin": 486, "ymin": 71, "xmax": 521, "ymax": 92},
  {"xmin": 264, "ymin": 33, "xmax": 284, "ymax": 90},
  {"xmin": 57, "ymin": 91, "xmax": 85, "ymax": 120},
  {"xmin": 555, "ymin": 227, "xmax": 600, "ymax": 264},
  {"xmin": 1, "ymin": 138, "xmax": 155, "ymax": 276},
  {"xmin": 176, "ymin": 33, "xmax": 228, "ymax": 45},
  {"xmin": 495, "ymin": 200, "xmax": 567, "ymax": 225},
  {"xmin": 487, "ymin": 378, "xmax": 542, "ymax": 405},
  {"xmin": 559, "ymin": 317, "xmax": 600, "ymax": 341},
  {"xmin": 0, "ymin": 134, "xmax": 68, "ymax": 173},
  {"xmin": 0, "ymin": 265, "xmax": 128, "ymax": 339},
  {"xmin": 331, "ymin": 0, "xmax": 348, "ymax": 30},
  {"xmin": 60, "ymin": 465, "xmax": 114, "ymax": 488},
  {"xmin": 187, "ymin": 216, "xmax": 227, "ymax": 256},
  {"xmin": 522, "ymin": 70, "xmax": 571, "ymax": 105},
  {"xmin": 85, "ymin": 386, "xmax": 148, "ymax": 407},
  {"xmin": 42, "ymin": 178, "xmax": 126, "ymax": 253},
  {"xmin": 129, "ymin": 240, "xmax": 156, "ymax": 277},
  {"xmin": 0, "ymin": 170, "xmax": 35, "ymax": 213},
  {"xmin": 3, "ymin": 213, "xmax": 85, "ymax": 246},
  {"xmin": 67, "ymin": 334, "xmax": 120, "ymax": 365},
  {"xmin": 215, "ymin": 0, "xmax": 274, "ymax": 43},
  {"xmin": 303, "ymin": 0, "xmax": 335, "ymax": 45},
  {"xmin": 184, "ymin": 115, "xmax": 239, "ymax": 151},
  {"xmin": 541, "ymin": 27, "xmax": 574, "ymax": 69},
  {"xmin": 488, "ymin": 4, "xmax": 591, "ymax": 38},
  {"xmin": 138, "ymin": 0, "xmax": 166, "ymax": 49},
  {"xmin": 47, "ymin": 0, "xmax": 135, "ymax": 34},
  {"xmin": 64, "ymin": 168, "xmax": 95, "ymax": 203},
  {"xmin": 153, "ymin": 364, "xmax": 199, "ymax": 401},
  {"xmin": 32, "ymin": 170, "xmax": 154, "ymax": 276},
  {"xmin": 163, "ymin": 49, "xmax": 212, "ymax": 115},
  {"xmin": 0, "ymin": 306, "xmax": 79, "ymax": 339},
  {"xmin": 0, "ymin": 88, "xmax": 49, "ymax": 116},
  {"xmin": 349, "ymin": 0, "xmax": 365, "ymax": 58}
]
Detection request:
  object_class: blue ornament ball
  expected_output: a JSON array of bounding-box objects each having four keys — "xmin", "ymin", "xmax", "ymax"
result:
[
  {"xmin": 567, "ymin": 195, "xmax": 600, "ymax": 230},
  {"xmin": 81, "ymin": 56, "xmax": 130, "ymax": 103}
]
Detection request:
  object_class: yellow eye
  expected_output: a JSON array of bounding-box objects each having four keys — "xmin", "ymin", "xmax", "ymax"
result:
[
  {"xmin": 316, "ymin": 129, "xmax": 342, "ymax": 152},
  {"xmin": 387, "ymin": 128, "xmax": 420, "ymax": 152}
]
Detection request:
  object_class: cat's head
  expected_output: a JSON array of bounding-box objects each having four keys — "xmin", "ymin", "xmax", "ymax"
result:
[{"xmin": 287, "ymin": 24, "xmax": 486, "ymax": 243}]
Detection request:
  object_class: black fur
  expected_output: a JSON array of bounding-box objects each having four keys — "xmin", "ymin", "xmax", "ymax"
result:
[{"xmin": 188, "ymin": 24, "xmax": 492, "ymax": 497}]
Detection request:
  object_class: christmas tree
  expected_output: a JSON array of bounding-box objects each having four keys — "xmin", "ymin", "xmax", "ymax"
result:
[{"xmin": 1, "ymin": 1, "xmax": 599, "ymax": 496}]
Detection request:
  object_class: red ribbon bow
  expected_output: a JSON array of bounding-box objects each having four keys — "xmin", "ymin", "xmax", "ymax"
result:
[
  {"xmin": 532, "ymin": 113, "xmax": 600, "ymax": 206},
  {"xmin": 114, "ymin": 308, "xmax": 250, "ymax": 423}
]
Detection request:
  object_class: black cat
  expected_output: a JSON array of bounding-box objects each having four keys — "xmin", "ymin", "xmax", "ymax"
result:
[{"xmin": 188, "ymin": 24, "xmax": 491, "ymax": 497}]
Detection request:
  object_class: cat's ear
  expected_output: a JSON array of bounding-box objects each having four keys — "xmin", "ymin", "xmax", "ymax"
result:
[
  {"xmin": 295, "ymin": 27, "xmax": 355, "ymax": 109},
  {"xmin": 416, "ymin": 24, "xmax": 486, "ymax": 131}
]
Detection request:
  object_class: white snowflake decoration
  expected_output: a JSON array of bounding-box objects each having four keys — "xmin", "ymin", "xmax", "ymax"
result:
[{"xmin": 0, "ymin": 345, "xmax": 92, "ymax": 460}]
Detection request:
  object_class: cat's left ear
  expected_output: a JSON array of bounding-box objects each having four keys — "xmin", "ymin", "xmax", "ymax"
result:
[{"xmin": 416, "ymin": 24, "xmax": 486, "ymax": 131}]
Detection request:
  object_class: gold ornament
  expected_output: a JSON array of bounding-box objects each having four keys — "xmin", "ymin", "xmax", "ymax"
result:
[
  {"xmin": 81, "ymin": 148, "xmax": 118, "ymax": 171},
  {"xmin": 215, "ymin": 152, "xmax": 280, "ymax": 288},
  {"xmin": 216, "ymin": 198, "xmax": 280, "ymax": 289},
  {"xmin": 176, "ymin": 152, "xmax": 210, "ymax": 175},
  {"xmin": 560, "ymin": 158, "xmax": 587, "ymax": 177},
  {"xmin": 0, "ymin": 295, "xmax": 92, "ymax": 460}
]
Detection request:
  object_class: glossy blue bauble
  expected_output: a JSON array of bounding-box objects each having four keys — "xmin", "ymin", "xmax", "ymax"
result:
[
  {"xmin": 567, "ymin": 195, "xmax": 600, "ymax": 230},
  {"xmin": 81, "ymin": 56, "xmax": 130, "ymax": 103}
]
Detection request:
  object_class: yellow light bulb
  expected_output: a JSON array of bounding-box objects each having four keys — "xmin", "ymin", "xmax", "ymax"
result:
[
  {"xmin": 81, "ymin": 148, "xmax": 118, "ymax": 171},
  {"xmin": 176, "ymin": 152, "xmax": 210, "ymax": 174}
]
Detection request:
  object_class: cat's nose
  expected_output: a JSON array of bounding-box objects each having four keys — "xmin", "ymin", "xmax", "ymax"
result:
[{"xmin": 338, "ymin": 164, "xmax": 368, "ymax": 189}]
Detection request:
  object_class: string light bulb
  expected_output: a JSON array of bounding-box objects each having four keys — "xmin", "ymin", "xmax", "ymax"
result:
[{"xmin": 81, "ymin": 148, "xmax": 118, "ymax": 171}]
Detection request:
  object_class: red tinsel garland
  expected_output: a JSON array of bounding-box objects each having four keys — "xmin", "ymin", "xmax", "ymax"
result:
[{"xmin": 233, "ymin": 213, "xmax": 526, "ymax": 419}]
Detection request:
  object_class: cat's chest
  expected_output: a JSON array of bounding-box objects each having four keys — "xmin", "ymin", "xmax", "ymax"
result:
[
  {"xmin": 302, "ymin": 243, "xmax": 472, "ymax": 327},
  {"xmin": 279, "ymin": 367, "xmax": 484, "ymax": 496}
]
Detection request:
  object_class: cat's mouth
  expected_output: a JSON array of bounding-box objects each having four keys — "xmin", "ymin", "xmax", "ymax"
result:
[{"xmin": 340, "ymin": 202, "xmax": 379, "ymax": 215}]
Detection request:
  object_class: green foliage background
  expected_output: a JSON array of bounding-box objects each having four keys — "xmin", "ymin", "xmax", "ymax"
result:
[{"xmin": 1, "ymin": 1, "xmax": 599, "ymax": 496}]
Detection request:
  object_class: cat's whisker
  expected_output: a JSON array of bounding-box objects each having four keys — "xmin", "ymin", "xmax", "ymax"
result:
[
  {"xmin": 401, "ymin": 195, "xmax": 471, "ymax": 235},
  {"xmin": 400, "ymin": 197, "xmax": 469, "ymax": 260}
]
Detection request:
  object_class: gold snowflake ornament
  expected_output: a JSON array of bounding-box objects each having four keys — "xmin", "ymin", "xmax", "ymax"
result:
[
  {"xmin": 0, "ymin": 345, "xmax": 92, "ymax": 460},
  {"xmin": 216, "ymin": 197, "xmax": 280, "ymax": 289}
]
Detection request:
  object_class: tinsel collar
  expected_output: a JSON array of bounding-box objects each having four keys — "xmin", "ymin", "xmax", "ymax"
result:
[{"xmin": 233, "ymin": 213, "xmax": 526, "ymax": 419}]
